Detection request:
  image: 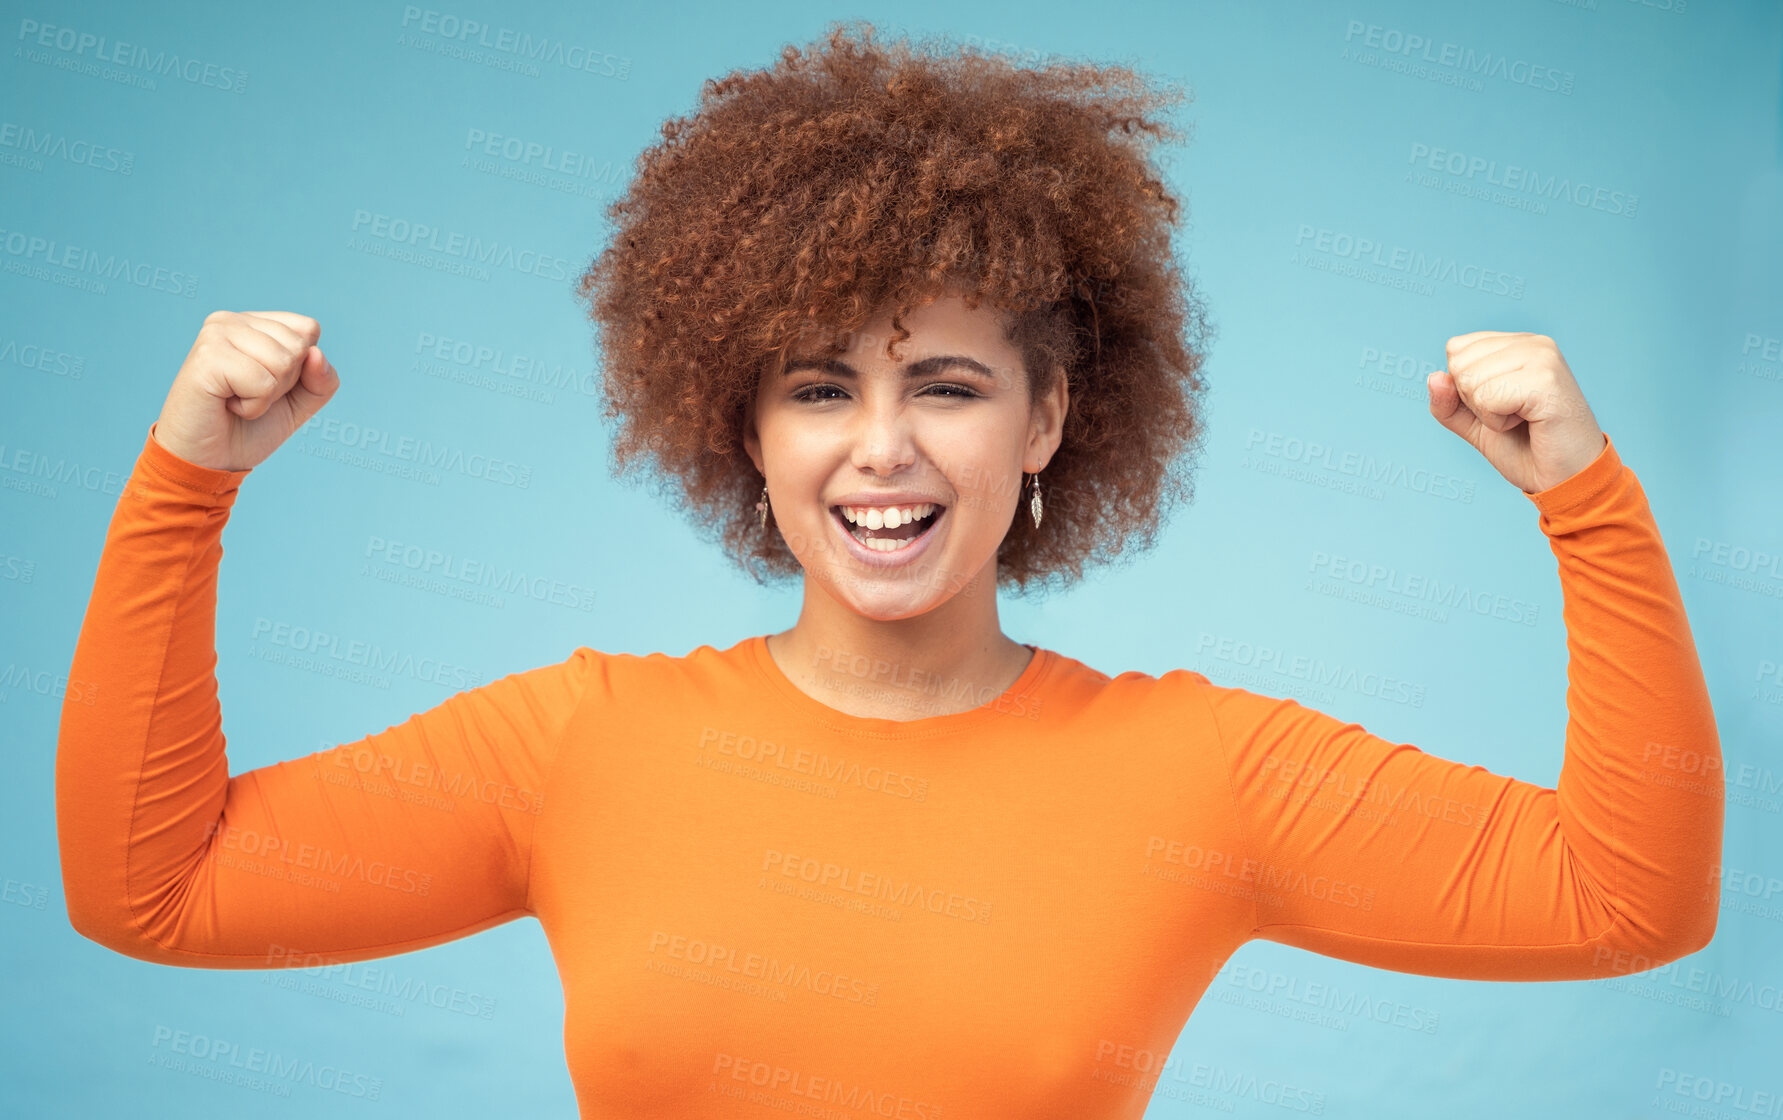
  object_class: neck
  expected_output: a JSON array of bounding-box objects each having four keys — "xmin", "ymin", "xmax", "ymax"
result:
[{"xmin": 768, "ymin": 562, "xmax": 1031, "ymax": 721}]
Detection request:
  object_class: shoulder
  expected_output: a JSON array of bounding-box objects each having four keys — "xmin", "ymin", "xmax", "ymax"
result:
[
  {"xmin": 1040, "ymin": 648, "xmax": 1311, "ymax": 730},
  {"xmin": 1035, "ymin": 647, "xmax": 1222, "ymax": 717},
  {"xmin": 1043, "ymin": 647, "xmax": 1212, "ymax": 691},
  {"xmin": 552, "ymin": 636, "xmax": 759, "ymax": 702}
]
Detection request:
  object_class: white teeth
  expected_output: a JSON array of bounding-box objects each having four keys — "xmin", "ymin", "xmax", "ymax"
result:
[
  {"xmin": 835, "ymin": 502, "xmax": 941, "ymax": 554},
  {"xmin": 840, "ymin": 502, "xmax": 935, "ymax": 525}
]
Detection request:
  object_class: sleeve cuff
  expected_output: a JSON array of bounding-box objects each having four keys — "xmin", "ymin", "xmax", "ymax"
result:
[
  {"xmin": 1524, "ymin": 431, "xmax": 1621, "ymax": 517},
  {"xmin": 136, "ymin": 421, "xmax": 253, "ymax": 500}
]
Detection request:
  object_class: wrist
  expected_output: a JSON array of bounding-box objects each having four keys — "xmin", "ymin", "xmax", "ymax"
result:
[{"xmin": 147, "ymin": 421, "xmax": 249, "ymax": 480}]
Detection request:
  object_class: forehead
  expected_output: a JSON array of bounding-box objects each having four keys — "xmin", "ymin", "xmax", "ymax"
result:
[{"xmin": 794, "ymin": 291, "xmax": 1016, "ymax": 361}]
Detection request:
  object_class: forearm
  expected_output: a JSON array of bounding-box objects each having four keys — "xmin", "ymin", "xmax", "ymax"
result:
[
  {"xmin": 55, "ymin": 425, "xmax": 251, "ymax": 957},
  {"xmin": 1533, "ymin": 433, "xmax": 1723, "ymax": 961}
]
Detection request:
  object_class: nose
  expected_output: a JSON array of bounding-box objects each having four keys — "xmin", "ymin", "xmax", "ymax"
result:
[{"xmin": 848, "ymin": 393, "xmax": 917, "ymax": 476}]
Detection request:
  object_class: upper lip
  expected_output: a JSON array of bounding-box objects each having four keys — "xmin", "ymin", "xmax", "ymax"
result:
[{"xmin": 829, "ymin": 492, "xmax": 948, "ymax": 508}]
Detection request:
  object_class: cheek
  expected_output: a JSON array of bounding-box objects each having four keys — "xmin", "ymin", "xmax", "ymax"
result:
[
  {"xmin": 759, "ymin": 428, "xmax": 834, "ymax": 510},
  {"xmin": 947, "ymin": 448, "xmax": 1023, "ymax": 513}
]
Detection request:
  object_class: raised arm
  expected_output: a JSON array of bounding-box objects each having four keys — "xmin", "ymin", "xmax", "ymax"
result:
[
  {"xmin": 55, "ymin": 422, "xmax": 595, "ymax": 967},
  {"xmin": 1200, "ymin": 430, "xmax": 1722, "ymax": 980}
]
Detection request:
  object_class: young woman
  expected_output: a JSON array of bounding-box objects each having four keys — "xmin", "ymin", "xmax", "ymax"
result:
[{"xmin": 57, "ymin": 21, "xmax": 1722, "ymax": 1118}]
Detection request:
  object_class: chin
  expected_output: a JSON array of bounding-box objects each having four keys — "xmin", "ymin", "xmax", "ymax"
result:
[
  {"xmin": 822, "ymin": 574, "xmax": 945, "ymax": 621},
  {"xmin": 850, "ymin": 597, "xmax": 940, "ymax": 623}
]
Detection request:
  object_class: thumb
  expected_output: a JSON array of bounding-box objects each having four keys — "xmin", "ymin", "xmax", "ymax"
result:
[
  {"xmin": 1426, "ymin": 369, "xmax": 1479, "ymax": 442},
  {"xmin": 284, "ymin": 345, "xmax": 339, "ymax": 429}
]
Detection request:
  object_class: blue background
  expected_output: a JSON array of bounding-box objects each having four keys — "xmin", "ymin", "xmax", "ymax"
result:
[{"xmin": 5, "ymin": 0, "xmax": 1781, "ymax": 1115}]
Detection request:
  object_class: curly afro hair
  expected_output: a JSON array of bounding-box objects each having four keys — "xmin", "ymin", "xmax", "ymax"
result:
[{"xmin": 575, "ymin": 20, "xmax": 1215, "ymax": 595}]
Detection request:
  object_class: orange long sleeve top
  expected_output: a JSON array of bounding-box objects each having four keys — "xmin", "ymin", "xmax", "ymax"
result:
[{"xmin": 57, "ymin": 422, "xmax": 1723, "ymax": 1117}]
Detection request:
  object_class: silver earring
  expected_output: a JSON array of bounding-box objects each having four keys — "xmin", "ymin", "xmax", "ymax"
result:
[
  {"xmin": 1028, "ymin": 472, "xmax": 1044, "ymax": 528},
  {"xmin": 755, "ymin": 483, "xmax": 769, "ymax": 529}
]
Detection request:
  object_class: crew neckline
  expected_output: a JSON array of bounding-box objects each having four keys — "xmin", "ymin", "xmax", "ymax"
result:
[{"xmin": 745, "ymin": 632, "xmax": 1055, "ymax": 739}]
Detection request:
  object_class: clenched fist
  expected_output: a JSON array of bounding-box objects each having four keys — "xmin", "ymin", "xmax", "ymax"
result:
[
  {"xmin": 152, "ymin": 310, "xmax": 340, "ymax": 473},
  {"xmin": 1427, "ymin": 332, "xmax": 1608, "ymax": 495}
]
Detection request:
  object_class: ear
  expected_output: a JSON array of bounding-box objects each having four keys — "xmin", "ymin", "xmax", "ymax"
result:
[{"xmin": 1026, "ymin": 365, "xmax": 1068, "ymax": 471}]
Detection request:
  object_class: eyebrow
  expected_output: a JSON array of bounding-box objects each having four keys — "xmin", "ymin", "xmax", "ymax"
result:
[{"xmin": 781, "ymin": 354, "xmax": 1001, "ymax": 381}]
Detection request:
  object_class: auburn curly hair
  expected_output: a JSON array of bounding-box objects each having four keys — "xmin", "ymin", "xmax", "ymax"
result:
[{"xmin": 574, "ymin": 20, "xmax": 1215, "ymax": 595}]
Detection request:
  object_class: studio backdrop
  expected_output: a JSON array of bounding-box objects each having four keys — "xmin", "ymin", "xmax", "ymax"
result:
[{"xmin": 4, "ymin": 0, "xmax": 1780, "ymax": 1117}]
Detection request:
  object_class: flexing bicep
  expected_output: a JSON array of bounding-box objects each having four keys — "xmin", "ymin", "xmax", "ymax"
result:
[
  {"xmin": 171, "ymin": 655, "xmax": 588, "ymax": 966},
  {"xmin": 1209, "ymin": 689, "xmax": 1634, "ymax": 979}
]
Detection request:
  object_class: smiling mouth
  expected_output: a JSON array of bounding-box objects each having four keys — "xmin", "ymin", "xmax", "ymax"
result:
[{"xmin": 831, "ymin": 505, "xmax": 946, "ymax": 553}]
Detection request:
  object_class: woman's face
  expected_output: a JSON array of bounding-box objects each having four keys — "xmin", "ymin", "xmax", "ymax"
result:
[{"xmin": 745, "ymin": 291, "xmax": 1066, "ymax": 621}]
